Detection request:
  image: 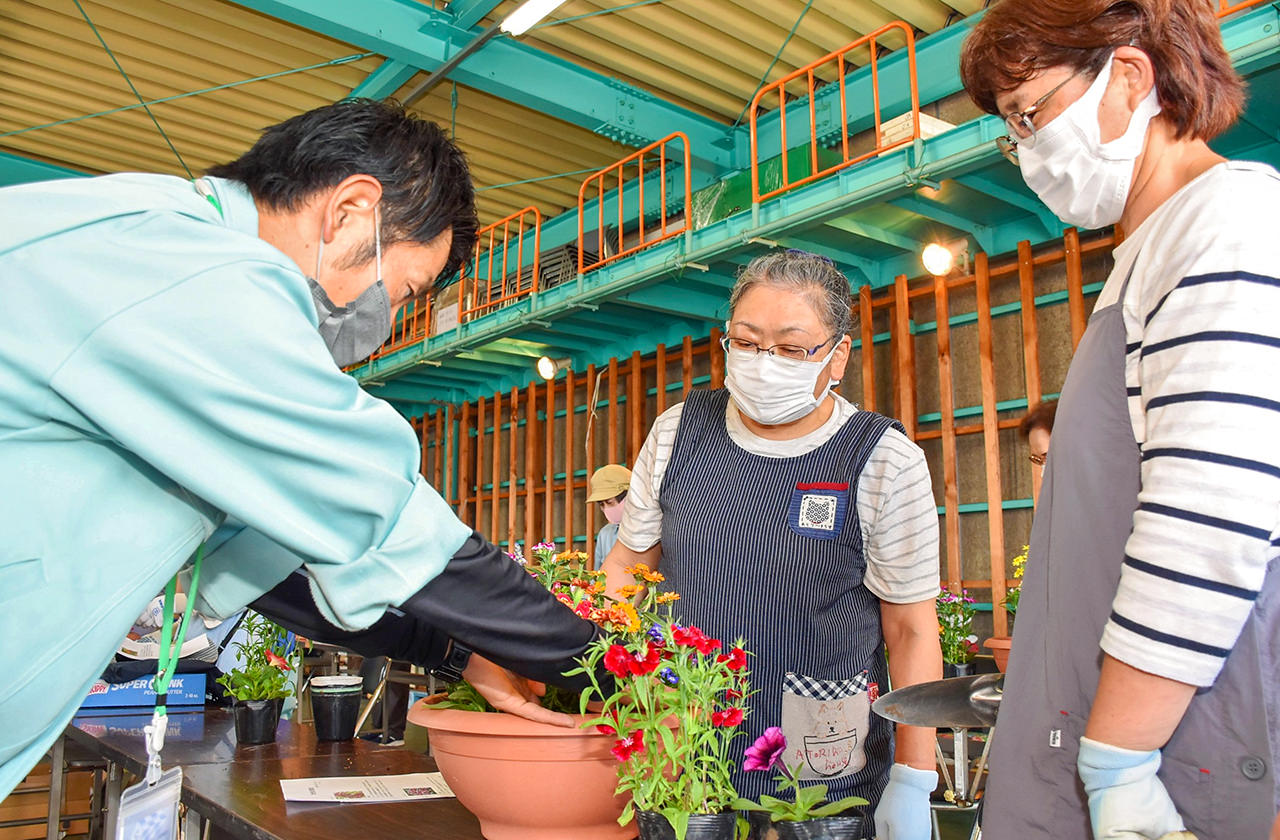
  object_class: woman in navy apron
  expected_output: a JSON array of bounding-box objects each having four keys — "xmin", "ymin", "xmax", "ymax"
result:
[
  {"xmin": 960, "ymin": 1, "xmax": 1280, "ymax": 837},
  {"xmin": 603, "ymin": 250, "xmax": 943, "ymax": 839}
]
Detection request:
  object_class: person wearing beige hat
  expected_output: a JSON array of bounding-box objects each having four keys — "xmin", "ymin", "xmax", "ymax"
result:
[{"xmin": 587, "ymin": 464, "xmax": 632, "ymax": 569}]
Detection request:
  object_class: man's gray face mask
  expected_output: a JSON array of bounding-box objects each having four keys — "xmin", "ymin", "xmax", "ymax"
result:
[{"xmin": 307, "ymin": 207, "xmax": 391, "ymax": 367}]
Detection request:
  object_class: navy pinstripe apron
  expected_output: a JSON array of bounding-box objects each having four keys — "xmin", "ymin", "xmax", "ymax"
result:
[
  {"xmin": 983, "ymin": 269, "xmax": 1280, "ymax": 838},
  {"xmin": 657, "ymin": 388, "xmax": 902, "ymax": 815}
]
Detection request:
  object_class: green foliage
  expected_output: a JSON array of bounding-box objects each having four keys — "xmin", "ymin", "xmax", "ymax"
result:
[
  {"xmin": 429, "ymin": 679, "xmax": 496, "ymax": 713},
  {"xmin": 215, "ymin": 612, "xmax": 297, "ymax": 701},
  {"xmin": 936, "ymin": 590, "xmax": 978, "ymax": 665},
  {"xmin": 733, "ymin": 761, "xmax": 868, "ymax": 823}
]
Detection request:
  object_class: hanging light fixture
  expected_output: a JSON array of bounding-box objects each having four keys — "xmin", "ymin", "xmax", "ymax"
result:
[
  {"xmin": 536, "ymin": 356, "xmax": 571, "ymax": 380},
  {"xmin": 921, "ymin": 242, "xmax": 954, "ymax": 277},
  {"xmin": 501, "ymin": 0, "xmax": 570, "ymax": 35}
]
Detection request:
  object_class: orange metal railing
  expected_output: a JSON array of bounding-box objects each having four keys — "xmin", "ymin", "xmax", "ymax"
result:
[
  {"xmin": 353, "ymin": 295, "xmax": 432, "ymax": 369},
  {"xmin": 1218, "ymin": 0, "xmax": 1268, "ymax": 15},
  {"xmin": 577, "ymin": 132, "xmax": 692, "ymax": 273},
  {"xmin": 750, "ymin": 21, "xmax": 920, "ymax": 204},
  {"xmin": 461, "ymin": 206, "xmax": 542, "ymax": 321}
]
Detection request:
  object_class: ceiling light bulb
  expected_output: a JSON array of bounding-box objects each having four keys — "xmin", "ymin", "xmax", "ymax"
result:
[
  {"xmin": 500, "ymin": 0, "xmax": 569, "ymax": 35},
  {"xmin": 536, "ymin": 355, "xmax": 568, "ymax": 380},
  {"xmin": 921, "ymin": 243, "xmax": 954, "ymax": 276}
]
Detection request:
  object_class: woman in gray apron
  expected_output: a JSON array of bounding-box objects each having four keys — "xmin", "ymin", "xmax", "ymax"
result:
[
  {"xmin": 960, "ymin": 1, "xmax": 1280, "ymax": 837},
  {"xmin": 603, "ymin": 250, "xmax": 943, "ymax": 839}
]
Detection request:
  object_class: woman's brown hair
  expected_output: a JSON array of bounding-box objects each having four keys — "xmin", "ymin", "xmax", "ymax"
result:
[{"xmin": 960, "ymin": 0, "xmax": 1244, "ymax": 141}]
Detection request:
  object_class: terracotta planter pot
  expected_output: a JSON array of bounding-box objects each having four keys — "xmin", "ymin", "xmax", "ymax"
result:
[
  {"xmin": 408, "ymin": 696, "xmax": 631, "ymax": 840},
  {"xmin": 984, "ymin": 636, "xmax": 1012, "ymax": 673},
  {"xmin": 636, "ymin": 809, "xmax": 737, "ymax": 840}
]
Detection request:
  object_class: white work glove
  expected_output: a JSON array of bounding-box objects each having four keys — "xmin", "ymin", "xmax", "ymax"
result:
[
  {"xmin": 1077, "ymin": 736, "xmax": 1186, "ymax": 840},
  {"xmin": 874, "ymin": 763, "xmax": 937, "ymax": 840}
]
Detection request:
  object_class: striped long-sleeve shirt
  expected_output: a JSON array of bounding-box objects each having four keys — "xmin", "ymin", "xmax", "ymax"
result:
[
  {"xmin": 618, "ymin": 392, "xmax": 941, "ymax": 604},
  {"xmin": 1097, "ymin": 160, "xmax": 1280, "ymax": 687}
]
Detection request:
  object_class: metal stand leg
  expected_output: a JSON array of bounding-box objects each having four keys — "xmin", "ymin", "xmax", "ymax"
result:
[
  {"xmin": 46, "ymin": 736, "xmax": 65, "ymax": 840},
  {"xmin": 102, "ymin": 763, "xmax": 122, "ymax": 840}
]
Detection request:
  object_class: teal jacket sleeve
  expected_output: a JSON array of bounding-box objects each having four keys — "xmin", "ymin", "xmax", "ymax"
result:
[{"xmin": 49, "ymin": 256, "xmax": 470, "ymax": 631}]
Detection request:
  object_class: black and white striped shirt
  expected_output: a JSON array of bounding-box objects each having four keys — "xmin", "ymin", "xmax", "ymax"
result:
[{"xmin": 1097, "ymin": 160, "xmax": 1280, "ymax": 687}]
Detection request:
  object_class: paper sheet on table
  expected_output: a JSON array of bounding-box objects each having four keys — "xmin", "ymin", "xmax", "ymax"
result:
[{"xmin": 279, "ymin": 772, "xmax": 455, "ymax": 803}]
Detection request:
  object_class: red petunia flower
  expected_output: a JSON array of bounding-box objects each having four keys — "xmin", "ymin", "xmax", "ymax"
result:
[
  {"xmin": 611, "ymin": 730, "xmax": 645, "ymax": 761},
  {"xmin": 595, "ymin": 723, "xmax": 616, "ymax": 736},
  {"xmin": 264, "ymin": 650, "xmax": 293, "ymax": 671},
  {"xmin": 711, "ymin": 708, "xmax": 744, "ymax": 728},
  {"xmin": 725, "ymin": 688, "xmax": 743, "ymax": 701}
]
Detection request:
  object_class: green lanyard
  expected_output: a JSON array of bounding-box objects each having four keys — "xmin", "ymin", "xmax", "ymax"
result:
[{"xmin": 144, "ymin": 544, "xmax": 203, "ymax": 784}]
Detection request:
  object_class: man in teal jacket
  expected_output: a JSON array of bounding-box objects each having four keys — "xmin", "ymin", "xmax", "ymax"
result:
[{"xmin": 0, "ymin": 100, "xmax": 597, "ymax": 798}]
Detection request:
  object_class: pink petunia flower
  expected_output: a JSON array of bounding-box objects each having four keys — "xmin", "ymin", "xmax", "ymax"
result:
[{"xmin": 743, "ymin": 726, "xmax": 787, "ymax": 772}]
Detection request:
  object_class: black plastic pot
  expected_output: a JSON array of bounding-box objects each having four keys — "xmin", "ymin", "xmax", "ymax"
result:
[
  {"xmin": 311, "ymin": 686, "xmax": 361, "ymax": 741},
  {"xmin": 636, "ymin": 809, "xmax": 738, "ymax": 840},
  {"xmin": 748, "ymin": 811, "xmax": 869, "ymax": 840},
  {"xmin": 233, "ymin": 698, "xmax": 283, "ymax": 745},
  {"xmin": 943, "ymin": 661, "xmax": 974, "ymax": 678}
]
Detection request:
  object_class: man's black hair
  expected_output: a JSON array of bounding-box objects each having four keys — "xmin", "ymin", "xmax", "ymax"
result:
[{"xmin": 207, "ymin": 99, "xmax": 476, "ymax": 290}]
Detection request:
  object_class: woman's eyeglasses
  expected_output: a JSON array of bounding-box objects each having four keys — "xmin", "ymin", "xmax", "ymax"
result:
[
  {"xmin": 1028, "ymin": 453, "xmax": 1047, "ymax": 466},
  {"xmin": 721, "ymin": 334, "xmax": 835, "ymax": 363},
  {"xmin": 996, "ymin": 71, "xmax": 1079, "ymax": 166}
]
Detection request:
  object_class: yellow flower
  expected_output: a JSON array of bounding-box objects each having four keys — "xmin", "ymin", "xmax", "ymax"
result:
[
  {"xmin": 619, "ymin": 584, "xmax": 643, "ymax": 599},
  {"xmin": 655, "ymin": 592, "xmax": 680, "ymax": 604}
]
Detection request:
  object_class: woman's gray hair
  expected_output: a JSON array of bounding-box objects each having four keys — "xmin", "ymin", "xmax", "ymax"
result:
[{"xmin": 728, "ymin": 250, "xmax": 855, "ymax": 337}]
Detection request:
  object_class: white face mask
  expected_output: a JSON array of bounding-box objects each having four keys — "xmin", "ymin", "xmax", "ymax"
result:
[
  {"xmin": 725, "ymin": 342, "xmax": 838, "ymax": 426},
  {"xmin": 601, "ymin": 500, "xmax": 625, "ymax": 525},
  {"xmin": 1018, "ymin": 54, "xmax": 1162, "ymax": 230}
]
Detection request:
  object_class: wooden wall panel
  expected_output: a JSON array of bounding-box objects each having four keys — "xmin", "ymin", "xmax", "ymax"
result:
[{"xmin": 415, "ymin": 229, "xmax": 1110, "ymax": 627}]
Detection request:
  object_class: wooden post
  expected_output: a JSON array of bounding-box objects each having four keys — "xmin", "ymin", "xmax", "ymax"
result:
[
  {"xmin": 607, "ymin": 358, "xmax": 619, "ymax": 465},
  {"xmin": 459, "ymin": 402, "xmax": 473, "ymax": 524},
  {"xmin": 564, "ymin": 370, "xmax": 575, "ymax": 549},
  {"xmin": 475, "ymin": 397, "xmax": 486, "ymax": 530},
  {"xmin": 629, "ymin": 350, "xmax": 644, "ymax": 464},
  {"xmin": 1064, "ymin": 227, "xmax": 1087, "ymax": 351},
  {"xmin": 709, "ymin": 326, "xmax": 725, "ymax": 388},
  {"xmin": 586, "ymin": 363, "xmax": 598, "ymax": 562},
  {"xmin": 508, "ymin": 386, "xmax": 519, "ymax": 549},
  {"xmin": 893, "ymin": 274, "xmax": 917, "ymax": 440},
  {"xmin": 525, "ymin": 384, "xmax": 537, "ymax": 549},
  {"xmin": 1018, "ymin": 239, "xmax": 1044, "ymax": 507},
  {"xmin": 859, "ymin": 284, "xmax": 875, "ymax": 411},
  {"xmin": 544, "ymin": 378, "xmax": 554, "ymax": 540},
  {"xmin": 433, "ymin": 410, "xmax": 445, "ymax": 493},
  {"xmin": 682, "ymin": 335, "xmax": 693, "ymax": 398},
  {"xmin": 444, "ymin": 404, "xmax": 455, "ymax": 507},
  {"xmin": 976, "ymin": 252, "xmax": 1009, "ymax": 636},
  {"xmin": 655, "ymin": 343, "xmax": 667, "ymax": 416},
  {"xmin": 935, "ymin": 274, "xmax": 962, "ymax": 594},
  {"xmin": 491, "ymin": 391, "xmax": 501, "ymax": 541}
]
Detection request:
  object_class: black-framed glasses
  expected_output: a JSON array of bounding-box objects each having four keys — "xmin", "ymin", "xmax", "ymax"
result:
[
  {"xmin": 996, "ymin": 72, "xmax": 1079, "ymax": 166},
  {"xmin": 720, "ymin": 333, "xmax": 835, "ymax": 362}
]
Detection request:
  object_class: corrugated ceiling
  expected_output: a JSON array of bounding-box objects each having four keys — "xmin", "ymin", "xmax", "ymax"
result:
[{"xmin": 0, "ymin": 0, "xmax": 984, "ymax": 225}]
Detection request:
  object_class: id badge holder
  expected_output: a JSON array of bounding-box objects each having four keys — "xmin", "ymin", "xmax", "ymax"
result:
[{"xmin": 116, "ymin": 765, "xmax": 182, "ymax": 840}]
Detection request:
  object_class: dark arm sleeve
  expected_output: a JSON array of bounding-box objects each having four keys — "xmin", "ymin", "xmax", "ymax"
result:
[{"xmin": 252, "ymin": 531, "xmax": 603, "ymax": 691}]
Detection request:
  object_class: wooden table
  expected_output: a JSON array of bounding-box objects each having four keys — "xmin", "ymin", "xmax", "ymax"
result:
[{"xmin": 65, "ymin": 707, "xmax": 483, "ymax": 840}]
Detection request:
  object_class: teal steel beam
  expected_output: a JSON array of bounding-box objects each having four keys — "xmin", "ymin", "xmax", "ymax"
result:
[
  {"xmin": 954, "ymin": 173, "xmax": 1061, "ymax": 239},
  {"xmin": 226, "ymin": 0, "xmax": 734, "ymax": 171},
  {"xmin": 448, "ymin": 0, "xmax": 503, "ymax": 30},
  {"xmin": 822, "ymin": 216, "xmax": 918, "ymax": 253},
  {"xmin": 617, "ymin": 285, "xmax": 728, "ymax": 321},
  {"xmin": 776, "ymin": 233, "xmax": 881, "ymax": 287},
  {"xmin": 0, "ymin": 150, "xmax": 86, "ymax": 186},
  {"xmin": 888, "ymin": 193, "xmax": 995, "ymax": 252},
  {"xmin": 347, "ymin": 59, "xmax": 418, "ymax": 99}
]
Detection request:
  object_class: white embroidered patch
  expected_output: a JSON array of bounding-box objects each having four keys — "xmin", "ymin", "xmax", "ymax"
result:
[{"xmin": 799, "ymin": 493, "xmax": 838, "ymax": 530}]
